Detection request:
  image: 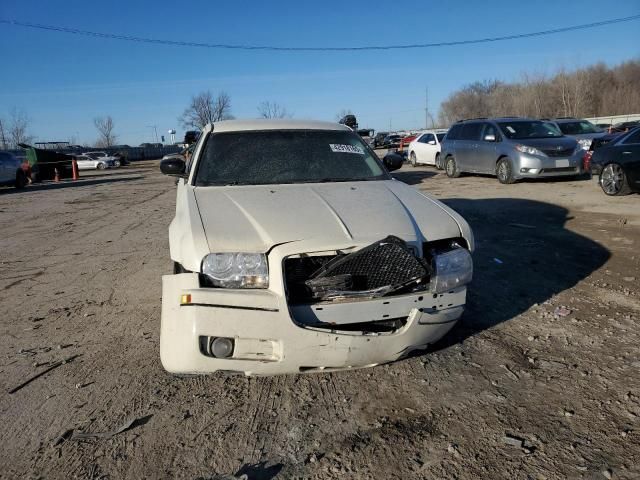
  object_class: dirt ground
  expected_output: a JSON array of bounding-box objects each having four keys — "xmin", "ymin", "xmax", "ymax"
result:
[{"xmin": 1, "ymin": 161, "xmax": 639, "ymax": 480}]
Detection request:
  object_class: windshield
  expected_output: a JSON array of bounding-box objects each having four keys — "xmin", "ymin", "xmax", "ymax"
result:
[
  {"xmin": 558, "ymin": 121, "xmax": 601, "ymax": 135},
  {"xmin": 436, "ymin": 133, "xmax": 446, "ymax": 142},
  {"xmin": 497, "ymin": 121, "xmax": 563, "ymax": 139},
  {"xmin": 194, "ymin": 129, "xmax": 388, "ymax": 186}
]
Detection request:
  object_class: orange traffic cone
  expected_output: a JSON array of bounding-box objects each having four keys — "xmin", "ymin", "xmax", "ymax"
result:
[
  {"xmin": 54, "ymin": 167, "xmax": 60, "ymax": 182},
  {"xmin": 72, "ymin": 160, "xmax": 80, "ymax": 180}
]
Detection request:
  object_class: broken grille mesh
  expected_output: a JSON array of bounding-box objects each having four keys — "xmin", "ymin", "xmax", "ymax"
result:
[{"xmin": 310, "ymin": 236, "xmax": 428, "ymax": 290}]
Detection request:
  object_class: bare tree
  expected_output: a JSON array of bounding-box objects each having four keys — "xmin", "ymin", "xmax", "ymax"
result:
[
  {"xmin": 0, "ymin": 118, "xmax": 7, "ymax": 150},
  {"xmin": 94, "ymin": 116, "xmax": 117, "ymax": 147},
  {"xmin": 257, "ymin": 101, "xmax": 292, "ymax": 119},
  {"xmin": 437, "ymin": 60, "xmax": 640, "ymax": 125},
  {"xmin": 7, "ymin": 108, "xmax": 33, "ymax": 148},
  {"xmin": 180, "ymin": 91, "xmax": 233, "ymax": 129},
  {"xmin": 335, "ymin": 109, "xmax": 354, "ymax": 122}
]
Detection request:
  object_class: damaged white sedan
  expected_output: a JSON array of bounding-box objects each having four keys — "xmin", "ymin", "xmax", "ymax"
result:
[{"xmin": 159, "ymin": 119, "xmax": 474, "ymax": 375}]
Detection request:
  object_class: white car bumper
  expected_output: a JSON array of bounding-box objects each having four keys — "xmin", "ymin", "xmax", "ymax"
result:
[{"xmin": 160, "ymin": 273, "xmax": 466, "ymax": 376}]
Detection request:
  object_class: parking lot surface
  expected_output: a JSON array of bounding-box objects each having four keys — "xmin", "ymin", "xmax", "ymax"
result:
[{"xmin": 1, "ymin": 162, "xmax": 639, "ymax": 479}]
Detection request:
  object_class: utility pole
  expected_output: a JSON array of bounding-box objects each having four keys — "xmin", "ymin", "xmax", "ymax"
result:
[
  {"xmin": 146, "ymin": 125, "xmax": 159, "ymax": 143},
  {"xmin": 425, "ymin": 86, "xmax": 429, "ymax": 130}
]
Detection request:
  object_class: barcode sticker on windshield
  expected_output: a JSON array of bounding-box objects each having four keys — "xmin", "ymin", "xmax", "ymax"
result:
[{"xmin": 330, "ymin": 144, "xmax": 365, "ymax": 154}]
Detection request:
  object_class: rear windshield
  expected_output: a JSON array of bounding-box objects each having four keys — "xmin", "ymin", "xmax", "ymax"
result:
[
  {"xmin": 436, "ymin": 133, "xmax": 446, "ymax": 142},
  {"xmin": 497, "ymin": 121, "xmax": 563, "ymax": 139},
  {"xmin": 194, "ymin": 129, "xmax": 388, "ymax": 186},
  {"xmin": 558, "ymin": 121, "xmax": 601, "ymax": 135}
]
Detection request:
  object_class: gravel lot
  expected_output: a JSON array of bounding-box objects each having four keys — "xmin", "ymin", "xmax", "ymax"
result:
[{"xmin": 1, "ymin": 161, "xmax": 639, "ymax": 479}]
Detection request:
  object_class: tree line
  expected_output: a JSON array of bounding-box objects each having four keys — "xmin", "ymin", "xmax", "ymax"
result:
[{"xmin": 437, "ymin": 59, "xmax": 640, "ymax": 126}]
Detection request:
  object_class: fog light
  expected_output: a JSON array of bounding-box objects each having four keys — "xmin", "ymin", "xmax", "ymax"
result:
[
  {"xmin": 209, "ymin": 337, "xmax": 234, "ymax": 358},
  {"xmin": 520, "ymin": 168, "xmax": 530, "ymax": 173}
]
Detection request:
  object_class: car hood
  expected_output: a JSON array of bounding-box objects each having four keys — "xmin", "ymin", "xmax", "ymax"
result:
[
  {"xmin": 564, "ymin": 132, "xmax": 606, "ymax": 140},
  {"xmin": 194, "ymin": 180, "xmax": 463, "ymax": 253}
]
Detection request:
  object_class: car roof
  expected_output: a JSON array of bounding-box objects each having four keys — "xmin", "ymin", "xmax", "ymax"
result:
[
  {"xmin": 204, "ymin": 119, "xmax": 351, "ymax": 133},
  {"xmin": 553, "ymin": 118, "xmax": 586, "ymax": 123},
  {"xmin": 455, "ymin": 117, "xmax": 536, "ymax": 124}
]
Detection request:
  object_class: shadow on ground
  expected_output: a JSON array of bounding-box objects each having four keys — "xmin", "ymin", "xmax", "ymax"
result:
[
  {"xmin": 0, "ymin": 175, "xmax": 143, "ymax": 195},
  {"xmin": 392, "ymin": 168, "xmax": 439, "ymax": 185},
  {"xmin": 429, "ymin": 197, "xmax": 610, "ymax": 351}
]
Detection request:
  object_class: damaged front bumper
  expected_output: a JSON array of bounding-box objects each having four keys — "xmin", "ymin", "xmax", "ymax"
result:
[
  {"xmin": 161, "ymin": 275, "xmax": 466, "ymax": 376},
  {"xmin": 161, "ymin": 237, "xmax": 469, "ymax": 375}
]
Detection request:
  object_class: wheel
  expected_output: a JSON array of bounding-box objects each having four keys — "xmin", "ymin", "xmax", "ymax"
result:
[
  {"xmin": 410, "ymin": 152, "xmax": 418, "ymax": 167},
  {"xmin": 434, "ymin": 153, "xmax": 441, "ymax": 169},
  {"xmin": 113, "ymin": 159, "xmax": 121, "ymax": 167},
  {"xmin": 445, "ymin": 157, "xmax": 460, "ymax": 178},
  {"xmin": 15, "ymin": 169, "xmax": 27, "ymax": 189},
  {"xmin": 496, "ymin": 157, "xmax": 515, "ymax": 184},
  {"xmin": 97, "ymin": 162, "xmax": 106, "ymax": 170},
  {"xmin": 600, "ymin": 163, "xmax": 631, "ymax": 196}
]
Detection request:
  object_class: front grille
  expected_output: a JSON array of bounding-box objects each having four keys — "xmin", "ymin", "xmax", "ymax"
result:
[
  {"xmin": 541, "ymin": 147, "xmax": 574, "ymax": 158},
  {"xmin": 540, "ymin": 167, "xmax": 577, "ymax": 173},
  {"xmin": 284, "ymin": 236, "xmax": 430, "ymax": 304},
  {"xmin": 306, "ymin": 317, "xmax": 408, "ymax": 334}
]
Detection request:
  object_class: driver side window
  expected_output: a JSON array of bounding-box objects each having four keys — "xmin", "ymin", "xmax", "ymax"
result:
[
  {"xmin": 622, "ymin": 129, "xmax": 640, "ymax": 145},
  {"xmin": 482, "ymin": 123, "xmax": 498, "ymax": 140}
]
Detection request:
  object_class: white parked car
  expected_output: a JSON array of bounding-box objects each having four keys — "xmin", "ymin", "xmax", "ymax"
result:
[
  {"xmin": 0, "ymin": 151, "xmax": 27, "ymax": 188},
  {"xmin": 83, "ymin": 151, "xmax": 120, "ymax": 167},
  {"xmin": 159, "ymin": 119, "xmax": 474, "ymax": 376},
  {"xmin": 75, "ymin": 154, "xmax": 111, "ymax": 170},
  {"xmin": 408, "ymin": 129, "xmax": 448, "ymax": 167}
]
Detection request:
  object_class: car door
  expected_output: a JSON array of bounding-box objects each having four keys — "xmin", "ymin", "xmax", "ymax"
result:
[
  {"xmin": 476, "ymin": 123, "xmax": 500, "ymax": 173},
  {"xmin": 456, "ymin": 123, "xmax": 483, "ymax": 172},
  {"xmin": 0, "ymin": 153, "xmax": 10, "ymax": 183},
  {"xmin": 411, "ymin": 134, "xmax": 427, "ymax": 163},
  {"xmin": 420, "ymin": 133, "xmax": 438, "ymax": 165},
  {"xmin": 617, "ymin": 128, "xmax": 640, "ymax": 188}
]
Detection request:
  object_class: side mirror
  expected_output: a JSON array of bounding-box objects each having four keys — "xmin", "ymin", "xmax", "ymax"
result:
[
  {"xmin": 483, "ymin": 134, "xmax": 496, "ymax": 142},
  {"xmin": 160, "ymin": 158, "xmax": 186, "ymax": 176},
  {"xmin": 383, "ymin": 152, "xmax": 404, "ymax": 172},
  {"xmin": 428, "ymin": 140, "xmax": 436, "ymax": 145}
]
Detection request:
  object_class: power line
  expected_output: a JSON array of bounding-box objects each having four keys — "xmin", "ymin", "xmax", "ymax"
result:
[{"xmin": 1, "ymin": 15, "xmax": 639, "ymax": 51}]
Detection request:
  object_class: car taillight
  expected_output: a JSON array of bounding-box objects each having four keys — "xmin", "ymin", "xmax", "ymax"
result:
[{"xmin": 582, "ymin": 151, "xmax": 592, "ymax": 171}]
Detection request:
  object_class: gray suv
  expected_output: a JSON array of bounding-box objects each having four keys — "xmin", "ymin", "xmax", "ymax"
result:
[
  {"xmin": 543, "ymin": 117, "xmax": 606, "ymax": 151},
  {"xmin": 440, "ymin": 117, "xmax": 585, "ymax": 184}
]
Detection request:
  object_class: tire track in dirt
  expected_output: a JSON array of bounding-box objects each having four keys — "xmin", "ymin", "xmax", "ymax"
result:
[{"xmin": 249, "ymin": 375, "xmax": 291, "ymax": 462}]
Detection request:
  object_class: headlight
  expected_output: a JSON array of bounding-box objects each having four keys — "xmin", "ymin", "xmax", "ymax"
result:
[
  {"xmin": 201, "ymin": 253, "xmax": 268, "ymax": 288},
  {"xmin": 577, "ymin": 139, "xmax": 591, "ymax": 151},
  {"xmin": 515, "ymin": 144, "xmax": 545, "ymax": 156},
  {"xmin": 430, "ymin": 248, "xmax": 473, "ymax": 294}
]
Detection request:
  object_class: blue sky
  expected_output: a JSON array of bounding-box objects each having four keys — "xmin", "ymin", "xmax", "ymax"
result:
[{"xmin": 1, "ymin": 0, "xmax": 639, "ymax": 146}]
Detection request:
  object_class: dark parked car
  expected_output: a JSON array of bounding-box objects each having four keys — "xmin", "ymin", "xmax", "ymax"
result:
[
  {"xmin": 591, "ymin": 127, "xmax": 640, "ymax": 196},
  {"xmin": 609, "ymin": 121, "xmax": 640, "ymax": 133},
  {"xmin": 545, "ymin": 118, "xmax": 605, "ymax": 150},
  {"xmin": 373, "ymin": 131, "xmax": 389, "ymax": 148},
  {"xmin": 382, "ymin": 134, "xmax": 402, "ymax": 149},
  {"xmin": 0, "ymin": 151, "xmax": 27, "ymax": 188}
]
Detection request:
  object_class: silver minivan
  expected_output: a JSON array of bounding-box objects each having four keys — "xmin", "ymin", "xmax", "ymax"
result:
[{"xmin": 440, "ymin": 117, "xmax": 586, "ymax": 184}]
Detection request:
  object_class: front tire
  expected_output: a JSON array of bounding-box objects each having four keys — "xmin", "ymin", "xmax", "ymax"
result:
[
  {"xmin": 15, "ymin": 169, "xmax": 27, "ymax": 189},
  {"xmin": 496, "ymin": 157, "xmax": 515, "ymax": 184},
  {"xmin": 410, "ymin": 152, "xmax": 417, "ymax": 167},
  {"xmin": 434, "ymin": 152, "xmax": 441, "ymax": 169},
  {"xmin": 445, "ymin": 157, "xmax": 460, "ymax": 178},
  {"xmin": 600, "ymin": 163, "xmax": 631, "ymax": 196},
  {"xmin": 97, "ymin": 162, "xmax": 106, "ymax": 170},
  {"xmin": 113, "ymin": 160, "xmax": 121, "ymax": 167}
]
